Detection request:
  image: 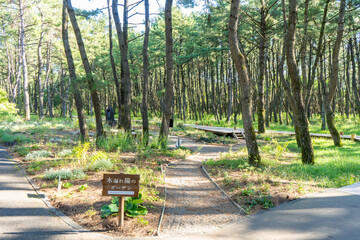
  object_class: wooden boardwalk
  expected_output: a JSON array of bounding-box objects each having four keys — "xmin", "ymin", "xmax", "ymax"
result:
[{"xmin": 185, "ymin": 124, "xmax": 360, "ymax": 142}]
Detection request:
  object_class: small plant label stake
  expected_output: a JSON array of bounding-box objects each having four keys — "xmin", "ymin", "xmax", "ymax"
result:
[
  {"xmin": 57, "ymin": 175, "xmax": 61, "ymax": 191},
  {"xmin": 102, "ymin": 173, "xmax": 140, "ymax": 227}
]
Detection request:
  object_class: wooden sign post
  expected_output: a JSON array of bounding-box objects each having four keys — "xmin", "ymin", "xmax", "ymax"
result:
[{"xmin": 102, "ymin": 173, "xmax": 140, "ymax": 227}]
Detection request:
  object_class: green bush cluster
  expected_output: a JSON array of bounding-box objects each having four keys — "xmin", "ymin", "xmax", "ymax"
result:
[
  {"xmin": 88, "ymin": 158, "xmax": 113, "ymax": 171},
  {"xmin": 57, "ymin": 149, "xmax": 73, "ymax": 157},
  {"xmin": 0, "ymin": 89, "xmax": 17, "ymax": 114},
  {"xmin": 43, "ymin": 168, "xmax": 86, "ymax": 180},
  {"xmin": 24, "ymin": 150, "xmax": 52, "ymax": 161},
  {"xmin": 0, "ymin": 133, "xmax": 32, "ymax": 144},
  {"xmin": 97, "ymin": 133, "xmax": 136, "ymax": 152}
]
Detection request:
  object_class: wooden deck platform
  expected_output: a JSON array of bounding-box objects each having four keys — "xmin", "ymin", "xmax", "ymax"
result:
[{"xmin": 185, "ymin": 124, "xmax": 360, "ymax": 142}]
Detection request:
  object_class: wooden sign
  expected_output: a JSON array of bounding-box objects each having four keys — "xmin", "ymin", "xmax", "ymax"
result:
[
  {"xmin": 102, "ymin": 173, "xmax": 140, "ymax": 228},
  {"xmin": 102, "ymin": 173, "xmax": 140, "ymax": 197}
]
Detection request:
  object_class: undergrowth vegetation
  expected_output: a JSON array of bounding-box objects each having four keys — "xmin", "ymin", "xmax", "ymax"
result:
[{"xmin": 204, "ymin": 133, "xmax": 360, "ymax": 214}]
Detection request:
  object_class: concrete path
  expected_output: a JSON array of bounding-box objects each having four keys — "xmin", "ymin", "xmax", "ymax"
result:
[
  {"xmin": 0, "ymin": 146, "xmax": 109, "ymax": 240},
  {"xmin": 161, "ymin": 188, "xmax": 360, "ymax": 240}
]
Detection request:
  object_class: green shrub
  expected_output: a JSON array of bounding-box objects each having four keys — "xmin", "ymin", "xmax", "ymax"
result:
[
  {"xmin": 98, "ymin": 133, "xmax": 135, "ymax": 152},
  {"xmin": 62, "ymin": 182, "xmax": 73, "ymax": 188},
  {"xmin": 43, "ymin": 168, "xmax": 86, "ymax": 180},
  {"xmin": 14, "ymin": 134, "xmax": 33, "ymax": 144},
  {"xmin": 73, "ymin": 142, "xmax": 90, "ymax": 164},
  {"xmin": 0, "ymin": 89, "xmax": 17, "ymax": 114},
  {"xmin": 88, "ymin": 158, "xmax": 113, "ymax": 171},
  {"xmin": 57, "ymin": 149, "xmax": 73, "ymax": 157},
  {"xmin": 78, "ymin": 184, "xmax": 88, "ymax": 191},
  {"xmin": 24, "ymin": 150, "xmax": 52, "ymax": 161},
  {"xmin": 15, "ymin": 147, "xmax": 30, "ymax": 156},
  {"xmin": 27, "ymin": 161, "xmax": 45, "ymax": 175}
]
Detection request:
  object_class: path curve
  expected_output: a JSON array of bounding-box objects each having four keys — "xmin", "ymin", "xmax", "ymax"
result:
[{"xmin": 160, "ymin": 136, "xmax": 246, "ymax": 236}]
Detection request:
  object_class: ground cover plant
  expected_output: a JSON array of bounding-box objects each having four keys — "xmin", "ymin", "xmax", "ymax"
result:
[
  {"xmin": 204, "ymin": 133, "xmax": 360, "ymax": 215},
  {"xmin": 0, "ymin": 114, "xmax": 187, "ymax": 237}
]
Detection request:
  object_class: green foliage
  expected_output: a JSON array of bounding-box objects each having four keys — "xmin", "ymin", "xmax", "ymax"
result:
[
  {"xmin": 73, "ymin": 142, "xmax": 90, "ymax": 164},
  {"xmin": 124, "ymin": 166, "xmax": 161, "ymax": 188},
  {"xmin": 15, "ymin": 146, "xmax": 30, "ymax": 156},
  {"xmin": 0, "ymin": 133, "xmax": 32, "ymax": 144},
  {"xmin": 97, "ymin": 133, "xmax": 136, "ymax": 152},
  {"xmin": 27, "ymin": 161, "xmax": 45, "ymax": 175},
  {"xmin": 24, "ymin": 150, "xmax": 52, "ymax": 161},
  {"xmin": 246, "ymin": 195, "xmax": 274, "ymax": 209},
  {"xmin": 78, "ymin": 184, "xmax": 88, "ymax": 191},
  {"xmin": 62, "ymin": 182, "xmax": 73, "ymax": 188},
  {"xmin": 57, "ymin": 149, "xmax": 73, "ymax": 158},
  {"xmin": 241, "ymin": 188, "xmax": 255, "ymax": 196},
  {"xmin": 208, "ymin": 135, "xmax": 360, "ymax": 188},
  {"xmin": 88, "ymin": 158, "xmax": 113, "ymax": 171},
  {"xmin": 0, "ymin": 89, "xmax": 17, "ymax": 114},
  {"xmin": 100, "ymin": 194, "xmax": 148, "ymax": 218},
  {"xmin": 260, "ymin": 139, "xmax": 289, "ymax": 158},
  {"xmin": 85, "ymin": 206, "xmax": 97, "ymax": 218},
  {"xmin": 124, "ymin": 194, "xmax": 148, "ymax": 217},
  {"xmin": 43, "ymin": 168, "xmax": 86, "ymax": 180}
]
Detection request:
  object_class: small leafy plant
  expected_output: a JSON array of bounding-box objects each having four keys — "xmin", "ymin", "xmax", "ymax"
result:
[
  {"xmin": 78, "ymin": 184, "xmax": 88, "ymax": 191},
  {"xmin": 101, "ymin": 194, "xmax": 148, "ymax": 218},
  {"xmin": 62, "ymin": 182, "xmax": 73, "ymax": 188}
]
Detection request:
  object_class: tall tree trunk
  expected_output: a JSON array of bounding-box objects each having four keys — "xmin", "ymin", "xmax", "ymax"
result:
[
  {"xmin": 229, "ymin": 0, "xmax": 261, "ymax": 166},
  {"xmin": 65, "ymin": 0, "xmax": 103, "ymax": 141},
  {"xmin": 107, "ymin": 0, "xmax": 122, "ymax": 128},
  {"xmin": 19, "ymin": 0, "xmax": 30, "ymax": 120},
  {"xmin": 257, "ymin": 0, "xmax": 266, "ymax": 133},
  {"xmin": 285, "ymin": 0, "xmax": 314, "ymax": 164},
  {"xmin": 37, "ymin": 10, "xmax": 45, "ymax": 119},
  {"xmin": 304, "ymin": 0, "xmax": 330, "ymax": 109},
  {"xmin": 227, "ymin": 51, "xmax": 233, "ymax": 124},
  {"xmin": 326, "ymin": 0, "xmax": 345, "ymax": 147},
  {"xmin": 300, "ymin": 0, "xmax": 309, "ymax": 102},
  {"xmin": 141, "ymin": 0, "xmax": 150, "ymax": 145},
  {"xmin": 112, "ymin": 0, "xmax": 132, "ymax": 132},
  {"xmin": 159, "ymin": 0, "xmax": 174, "ymax": 145}
]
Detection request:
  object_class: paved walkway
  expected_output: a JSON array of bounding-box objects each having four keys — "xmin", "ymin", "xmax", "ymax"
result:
[
  {"xmin": 163, "ymin": 189, "xmax": 360, "ymax": 240},
  {"xmin": 0, "ymin": 146, "xmax": 108, "ymax": 240}
]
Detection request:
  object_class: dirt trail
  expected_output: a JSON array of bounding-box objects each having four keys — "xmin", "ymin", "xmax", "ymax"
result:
[{"xmin": 160, "ymin": 136, "xmax": 246, "ymax": 236}]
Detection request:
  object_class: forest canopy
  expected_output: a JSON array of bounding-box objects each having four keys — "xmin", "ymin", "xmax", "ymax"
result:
[{"xmin": 1, "ymin": 0, "xmax": 360, "ymax": 164}]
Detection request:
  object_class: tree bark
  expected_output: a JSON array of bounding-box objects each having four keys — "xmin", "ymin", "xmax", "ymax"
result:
[
  {"xmin": 107, "ymin": 0, "xmax": 122, "ymax": 128},
  {"xmin": 257, "ymin": 0, "xmax": 267, "ymax": 133},
  {"xmin": 65, "ymin": 0, "xmax": 103, "ymax": 141},
  {"xmin": 112, "ymin": 0, "xmax": 132, "ymax": 132},
  {"xmin": 285, "ymin": 0, "xmax": 314, "ymax": 164},
  {"xmin": 159, "ymin": 0, "xmax": 174, "ymax": 145},
  {"xmin": 141, "ymin": 0, "xmax": 150, "ymax": 145},
  {"xmin": 326, "ymin": 0, "xmax": 345, "ymax": 147},
  {"xmin": 37, "ymin": 10, "xmax": 45, "ymax": 119},
  {"xmin": 229, "ymin": 0, "xmax": 261, "ymax": 166},
  {"xmin": 19, "ymin": 0, "xmax": 30, "ymax": 120}
]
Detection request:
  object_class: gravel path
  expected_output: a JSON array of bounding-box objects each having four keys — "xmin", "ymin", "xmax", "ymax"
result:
[{"xmin": 160, "ymin": 136, "xmax": 246, "ymax": 236}]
